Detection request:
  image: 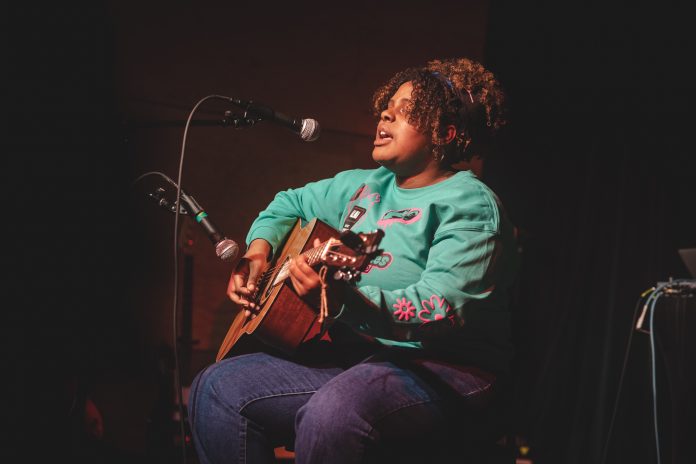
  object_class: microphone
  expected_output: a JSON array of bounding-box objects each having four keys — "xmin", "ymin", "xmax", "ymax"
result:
[
  {"xmin": 178, "ymin": 190, "xmax": 239, "ymax": 261},
  {"xmin": 229, "ymin": 98, "xmax": 320, "ymax": 142}
]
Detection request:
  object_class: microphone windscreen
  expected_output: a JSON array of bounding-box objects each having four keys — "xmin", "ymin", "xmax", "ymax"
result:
[
  {"xmin": 300, "ymin": 119, "xmax": 320, "ymax": 142},
  {"xmin": 216, "ymin": 239, "xmax": 239, "ymax": 261}
]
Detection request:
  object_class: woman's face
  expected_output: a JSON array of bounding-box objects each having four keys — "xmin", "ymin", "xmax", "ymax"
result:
[{"xmin": 372, "ymin": 81, "xmax": 432, "ymax": 176}]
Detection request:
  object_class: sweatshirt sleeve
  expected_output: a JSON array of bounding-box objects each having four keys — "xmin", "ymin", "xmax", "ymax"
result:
[
  {"xmin": 345, "ymin": 227, "xmax": 504, "ymax": 341},
  {"xmin": 245, "ymin": 170, "xmax": 367, "ymax": 252}
]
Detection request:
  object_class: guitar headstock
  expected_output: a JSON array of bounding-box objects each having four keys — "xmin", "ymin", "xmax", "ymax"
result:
[{"xmin": 321, "ymin": 229, "xmax": 385, "ymax": 281}]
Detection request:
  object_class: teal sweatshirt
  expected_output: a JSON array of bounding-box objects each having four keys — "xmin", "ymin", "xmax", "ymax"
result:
[{"xmin": 246, "ymin": 167, "xmax": 519, "ymax": 374}]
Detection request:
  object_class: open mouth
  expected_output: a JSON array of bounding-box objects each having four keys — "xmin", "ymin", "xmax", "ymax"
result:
[{"xmin": 374, "ymin": 127, "xmax": 393, "ymax": 146}]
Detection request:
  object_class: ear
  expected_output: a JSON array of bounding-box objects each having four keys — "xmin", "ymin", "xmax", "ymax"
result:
[{"xmin": 442, "ymin": 125, "xmax": 457, "ymax": 144}]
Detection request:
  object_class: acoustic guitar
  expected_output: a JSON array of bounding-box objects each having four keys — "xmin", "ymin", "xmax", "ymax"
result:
[{"xmin": 216, "ymin": 218, "xmax": 384, "ymax": 362}]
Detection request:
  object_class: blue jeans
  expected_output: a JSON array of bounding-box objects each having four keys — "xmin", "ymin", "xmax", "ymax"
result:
[{"xmin": 188, "ymin": 344, "xmax": 500, "ymax": 464}]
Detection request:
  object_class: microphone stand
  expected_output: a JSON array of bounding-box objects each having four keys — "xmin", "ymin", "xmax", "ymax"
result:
[{"xmin": 136, "ymin": 94, "xmax": 250, "ymax": 464}]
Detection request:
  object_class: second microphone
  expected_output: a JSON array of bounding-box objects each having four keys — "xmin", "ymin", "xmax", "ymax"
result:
[{"xmin": 178, "ymin": 189, "xmax": 239, "ymax": 261}]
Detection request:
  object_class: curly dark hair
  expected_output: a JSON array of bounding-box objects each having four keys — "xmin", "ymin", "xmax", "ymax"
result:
[{"xmin": 372, "ymin": 57, "xmax": 507, "ymax": 164}]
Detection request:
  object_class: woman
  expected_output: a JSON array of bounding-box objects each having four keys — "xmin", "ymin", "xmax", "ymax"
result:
[{"xmin": 188, "ymin": 57, "xmax": 518, "ymax": 463}]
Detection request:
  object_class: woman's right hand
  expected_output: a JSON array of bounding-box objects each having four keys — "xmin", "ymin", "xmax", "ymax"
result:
[{"xmin": 227, "ymin": 239, "xmax": 271, "ymax": 318}]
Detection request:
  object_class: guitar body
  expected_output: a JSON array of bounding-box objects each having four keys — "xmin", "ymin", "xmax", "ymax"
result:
[{"xmin": 216, "ymin": 218, "xmax": 339, "ymax": 362}]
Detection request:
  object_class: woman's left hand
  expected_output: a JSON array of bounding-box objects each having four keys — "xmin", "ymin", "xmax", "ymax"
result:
[{"xmin": 288, "ymin": 238, "xmax": 323, "ymax": 297}]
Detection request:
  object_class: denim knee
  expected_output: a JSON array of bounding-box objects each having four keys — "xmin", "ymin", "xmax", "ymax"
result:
[{"xmin": 190, "ymin": 354, "xmax": 266, "ymax": 413}]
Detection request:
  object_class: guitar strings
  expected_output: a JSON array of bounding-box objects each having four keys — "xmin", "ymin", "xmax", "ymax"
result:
[
  {"xmin": 255, "ymin": 242, "xmax": 328, "ymax": 282},
  {"xmin": 249, "ymin": 243, "xmax": 328, "ymax": 303}
]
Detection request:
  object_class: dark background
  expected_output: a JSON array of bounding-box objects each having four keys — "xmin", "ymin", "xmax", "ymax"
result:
[{"xmin": 12, "ymin": 1, "xmax": 694, "ymax": 463}]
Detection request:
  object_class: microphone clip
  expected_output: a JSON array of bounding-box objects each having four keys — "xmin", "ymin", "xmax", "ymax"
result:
[
  {"xmin": 147, "ymin": 187, "xmax": 187, "ymax": 214},
  {"xmin": 221, "ymin": 111, "xmax": 258, "ymax": 129}
]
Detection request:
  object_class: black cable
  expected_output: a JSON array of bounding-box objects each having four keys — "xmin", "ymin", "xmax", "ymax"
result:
[
  {"xmin": 598, "ymin": 287, "xmax": 653, "ymax": 464},
  {"xmin": 132, "ymin": 170, "xmax": 180, "ymax": 189},
  {"xmin": 647, "ymin": 286, "xmax": 665, "ymax": 464}
]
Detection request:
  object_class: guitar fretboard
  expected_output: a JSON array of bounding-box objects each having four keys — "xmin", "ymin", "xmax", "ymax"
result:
[{"xmin": 272, "ymin": 243, "xmax": 326, "ymax": 286}]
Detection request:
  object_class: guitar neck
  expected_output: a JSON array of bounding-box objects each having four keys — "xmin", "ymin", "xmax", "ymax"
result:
[
  {"xmin": 302, "ymin": 243, "xmax": 327, "ymax": 267},
  {"xmin": 261, "ymin": 227, "xmax": 381, "ymax": 290},
  {"xmin": 273, "ymin": 242, "xmax": 328, "ymax": 284}
]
